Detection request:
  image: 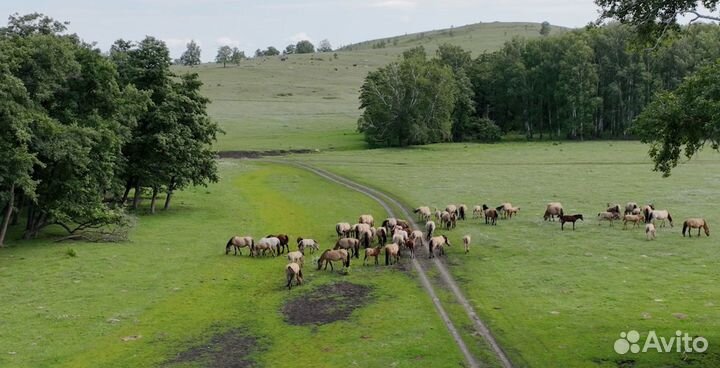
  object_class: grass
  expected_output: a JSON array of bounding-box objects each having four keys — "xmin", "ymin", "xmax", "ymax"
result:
[
  {"xmin": 294, "ymin": 141, "xmax": 720, "ymax": 367},
  {"xmin": 0, "ymin": 161, "xmax": 466, "ymax": 367},
  {"xmin": 174, "ymin": 22, "xmax": 564, "ymax": 153}
]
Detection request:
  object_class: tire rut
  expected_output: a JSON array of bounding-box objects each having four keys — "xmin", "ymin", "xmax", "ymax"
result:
[{"xmin": 269, "ymin": 160, "xmax": 513, "ymax": 368}]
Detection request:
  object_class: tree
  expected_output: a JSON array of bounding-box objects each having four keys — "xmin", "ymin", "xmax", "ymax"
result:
[
  {"xmin": 231, "ymin": 47, "xmax": 245, "ymax": 64},
  {"xmin": 284, "ymin": 44, "xmax": 296, "ymax": 54},
  {"xmin": 180, "ymin": 40, "xmax": 201, "ymax": 66},
  {"xmin": 540, "ymin": 21, "xmax": 552, "ymax": 36},
  {"xmin": 358, "ymin": 48, "xmax": 457, "ymax": 147},
  {"xmin": 295, "ymin": 40, "xmax": 315, "ymax": 54},
  {"xmin": 596, "ymin": 0, "xmax": 720, "ymax": 38},
  {"xmin": 215, "ymin": 45, "xmax": 232, "ymax": 67},
  {"xmin": 318, "ymin": 39, "xmax": 332, "ymax": 52},
  {"xmin": 436, "ymin": 44, "xmax": 475, "ymax": 141},
  {"xmin": 264, "ymin": 46, "xmax": 280, "ymax": 56}
]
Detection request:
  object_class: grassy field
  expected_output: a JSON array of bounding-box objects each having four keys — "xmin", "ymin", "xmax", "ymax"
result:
[
  {"xmin": 0, "ymin": 161, "xmax": 470, "ymax": 367},
  {"xmin": 174, "ymin": 22, "xmax": 562, "ymax": 153},
  {"xmin": 295, "ymin": 141, "xmax": 720, "ymax": 367}
]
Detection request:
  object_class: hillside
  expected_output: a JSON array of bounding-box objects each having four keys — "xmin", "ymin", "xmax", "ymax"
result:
[{"xmin": 179, "ymin": 22, "xmax": 569, "ymax": 152}]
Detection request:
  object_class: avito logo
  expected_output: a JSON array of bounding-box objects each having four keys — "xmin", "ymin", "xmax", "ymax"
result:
[{"xmin": 614, "ymin": 330, "xmax": 708, "ymax": 354}]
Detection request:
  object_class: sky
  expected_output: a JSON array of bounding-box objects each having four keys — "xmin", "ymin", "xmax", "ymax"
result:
[{"xmin": 0, "ymin": 0, "xmax": 601, "ymax": 62}]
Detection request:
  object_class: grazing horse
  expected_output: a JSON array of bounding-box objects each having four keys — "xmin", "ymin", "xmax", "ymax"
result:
[
  {"xmin": 405, "ymin": 238, "xmax": 417, "ymax": 259},
  {"xmin": 225, "ymin": 236, "xmax": 254, "ymax": 256},
  {"xmin": 425, "ymin": 221, "xmax": 436, "ymax": 240},
  {"xmin": 410, "ymin": 230, "xmax": 424, "ymax": 242},
  {"xmin": 624, "ymin": 202, "xmax": 638, "ymax": 215},
  {"xmin": 358, "ymin": 229, "xmax": 373, "ymax": 249},
  {"xmin": 496, "ymin": 203, "xmax": 513, "ymax": 219},
  {"xmin": 597, "ymin": 211, "xmax": 620, "ymax": 226},
  {"xmin": 286, "ymin": 263, "xmax": 303, "ymax": 290},
  {"xmin": 683, "ymin": 218, "xmax": 710, "ymax": 237},
  {"xmin": 255, "ymin": 237, "xmax": 280, "ymax": 256},
  {"xmin": 560, "ymin": 214, "xmax": 583, "ymax": 230},
  {"xmin": 335, "ymin": 222, "xmax": 351, "ymax": 238},
  {"xmin": 462, "ymin": 235, "xmax": 471, "ymax": 254},
  {"xmin": 414, "ymin": 206, "xmax": 432, "ymax": 221},
  {"xmin": 364, "ymin": 246, "xmax": 383, "ymax": 265},
  {"xmin": 317, "ymin": 249, "xmax": 350, "ymax": 270},
  {"xmin": 334, "ymin": 238, "xmax": 360, "ymax": 259},
  {"xmin": 384, "ymin": 243, "xmax": 400, "ymax": 265},
  {"xmin": 647, "ymin": 209, "xmax": 673, "ymax": 228},
  {"xmin": 606, "ymin": 203, "xmax": 621, "ymax": 214},
  {"xmin": 287, "ymin": 251, "xmax": 304, "ymax": 266},
  {"xmin": 296, "ymin": 237, "xmax": 319, "ymax": 255},
  {"xmin": 392, "ymin": 229, "xmax": 408, "ymax": 249},
  {"xmin": 428, "ymin": 235, "xmax": 451, "ymax": 258},
  {"xmin": 267, "ymin": 234, "xmax": 290, "ymax": 254},
  {"xmin": 352, "ymin": 223, "xmax": 371, "ymax": 239},
  {"xmin": 544, "ymin": 202, "xmax": 564, "ymax": 221},
  {"xmin": 506, "ymin": 206, "xmax": 520, "ymax": 219},
  {"xmin": 441, "ymin": 211, "xmax": 456, "ymax": 230},
  {"xmin": 472, "ymin": 205, "xmax": 483, "ymax": 219},
  {"xmin": 445, "ymin": 205, "xmax": 457, "ymax": 217},
  {"xmin": 382, "ymin": 218, "xmax": 397, "ymax": 233},
  {"xmin": 396, "ymin": 219, "xmax": 411, "ymax": 232},
  {"xmin": 482, "ymin": 204, "xmax": 498, "ymax": 226},
  {"xmin": 623, "ymin": 214, "xmax": 645, "ymax": 229},
  {"xmin": 645, "ymin": 223, "xmax": 656, "ymax": 240}
]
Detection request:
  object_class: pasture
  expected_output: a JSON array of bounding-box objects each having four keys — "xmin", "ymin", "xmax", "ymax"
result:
[
  {"xmin": 295, "ymin": 141, "xmax": 720, "ymax": 367},
  {"xmin": 0, "ymin": 161, "xmax": 470, "ymax": 367}
]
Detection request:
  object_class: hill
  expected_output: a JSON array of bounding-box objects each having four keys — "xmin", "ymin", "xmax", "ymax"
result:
[{"xmin": 178, "ymin": 22, "xmax": 569, "ymax": 152}]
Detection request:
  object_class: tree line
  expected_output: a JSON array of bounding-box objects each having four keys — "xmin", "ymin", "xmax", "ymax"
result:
[
  {"xmin": 358, "ymin": 22, "xmax": 720, "ymax": 146},
  {"xmin": 0, "ymin": 13, "xmax": 221, "ymax": 246},
  {"xmin": 179, "ymin": 39, "xmax": 335, "ymax": 67}
]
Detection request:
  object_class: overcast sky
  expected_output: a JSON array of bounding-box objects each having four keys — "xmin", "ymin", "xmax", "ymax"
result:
[{"xmin": 0, "ymin": 0, "xmax": 601, "ymax": 61}]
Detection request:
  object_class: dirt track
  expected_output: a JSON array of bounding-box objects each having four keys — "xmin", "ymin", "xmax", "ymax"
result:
[{"xmin": 274, "ymin": 160, "xmax": 514, "ymax": 368}]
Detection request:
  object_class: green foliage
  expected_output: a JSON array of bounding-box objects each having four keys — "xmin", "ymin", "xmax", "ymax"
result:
[
  {"xmin": 65, "ymin": 247, "xmax": 76, "ymax": 257},
  {"xmin": 634, "ymin": 59, "xmax": 720, "ymax": 176},
  {"xmin": 295, "ymin": 40, "xmax": 315, "ymax": 54},
  {"xmin": 284, "ymin": 44, "xmax": 296, "ymax": 54},
  {"xmin": 215, "ymin": 45, "xmax": 232, "ymax": 67},
  {"xmin": 358, "ymin": 49, "xmax": 457, "ymax": 147},
  {"xmin": 317, "ymin": 39, "xmax": 332, "ymax": 52},
  {"xmin": 179, "ymin": 40, "xmax": 201, "ymax": 66},
  {"xmin": 230, "ymin": 47, "xmax": 245, "ymax": 64},
  {"xmin": 539, "ymin": 21, "xmax": 551, "ymax": 36},
  {"xmin": 463, "ymin": 117, "xmax": 502, "ymax": 142}
]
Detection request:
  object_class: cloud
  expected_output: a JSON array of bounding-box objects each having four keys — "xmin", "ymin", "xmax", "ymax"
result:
[
  {"xmin": 216, "ymin": 36, "xmax": 241, "ymax": 47},
  {"xmin": 287, "ymin": 32, "xmax": 315, "ymax": 43},
  {"xmin": 163, "ymin": 38, "xmax": 194, "ymax": 48},
  {"xmin": 369, "ymin": 0, "xmax": 417, "ymax": 9}
]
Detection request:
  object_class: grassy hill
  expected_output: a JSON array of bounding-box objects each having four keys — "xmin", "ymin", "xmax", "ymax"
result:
[{"xmin": 176, "ymin": 22, "xmax": 569, "ymax": 152}]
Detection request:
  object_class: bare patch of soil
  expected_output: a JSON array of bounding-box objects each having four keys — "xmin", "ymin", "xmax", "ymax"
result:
[
  {"xmin": 282, "ymin": 282, "xmax": 372, "ymax": 325},
  {"xmin": 218, "ymin": 149, "xmax": 315, "ymax": 159},
  {"xmin": 165, "ymin": 328, "xmax": 265, "ymax": 368}
]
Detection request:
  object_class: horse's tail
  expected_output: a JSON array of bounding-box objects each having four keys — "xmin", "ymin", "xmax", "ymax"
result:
[
  {"xmin": 667, "ymin": 212, "xmax": 673, "ymax": 224},
  {"xmin": 644, "ymin": 207, "xmax": 651, "ymax": 223},
  {"xmin": 345, "ymin": 251, "xmax": 351, "ymax": 267},
  {"xmin": 682, "ymin": 221, "xmax": 688, "ymax": 236},
  {"xmin": 559, "ymin": 208, "xmax": 564, "ymax": 217},
  {"xmin": 385, "ymin": 247, "xmax": 390, "ymax": 265}
]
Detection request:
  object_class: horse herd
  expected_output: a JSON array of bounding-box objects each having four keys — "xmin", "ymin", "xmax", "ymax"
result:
[{"xmin": 226, "ymin": 201, "xmax": 709, "ymax": 289}]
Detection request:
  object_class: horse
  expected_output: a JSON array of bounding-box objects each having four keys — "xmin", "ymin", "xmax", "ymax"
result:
[
  {"xmin": 287, "ymin": 251, "xmax": 304, "ymax": 266},
  {"xmin": 384, "ymin": 243, "xmax": 400, "ymax": 265},
  {"xmin": 560, "ymin": 214, "xmax": 583, "ymax": 230},
  {"xmin": 647, "ymin": 209, "xmax": 673, "ymax": 228},
  {"xmin": 364, "ymin": 246, "xmax": 383, "ymax": 265},
  {"xmin": 396, "ymin": 219, "xmax": 411, "ymax": 232},
  {"xmin": 506, "ymin": 206, "xmax": 520, "ymax": 219},
  {"xmin": 623, "ymin": 214, "xmax": 645, "ymax": 229},
  {"xmin": 392, "ymin": 230, "xmax": 407, "ymax": 248},
  {"xmin": 641, "ymin": 204, "xmax": 655, "ymax": 221},
  {"xmin": 425, "ymin": 221, "xmax": 436, "ymax": 240},
  {"xmin": 683, "ymin": 218, "xmax": 710, "ymax": 237},
  {"xmin": 645, "ymin": 223, "xmax": 656, "ymax": 240},
  {"xmin": 410, "ymin": 230, "xmax": 424, "ymax": 242},
  {"xmin": 597, "ymin": 211, "xmax": 620, "ymax": 226},
  {"xmin": 255, "ymin": 237, "xmax": 280, "ymax": 256},
  {"xmin": 358, "ymin": 229, "xmax": 373, "ymax": 249},
  {"xmin": 441, "ymin": 211, "xmax": 456, "ymax": 230},
  {"xmin": 376, "ymin": 227, "xmax": 388, "ymax": 246},
  {"xmin": 544, "ymin": 202, "xmax": 564, "ymax": 221},
  {"xmin": 405, "ymin": 238, "xmax": 417, "ymax": 259},
  {"xmin": 335, "ymin": 222, "xmax": 351, "ymax": 238},
  {"xmin": 358, "ymin": 214, "xmax": 374, "ymax": 227},
  {"xmin": 462, "ymin": 235, "xmax": 471, "ymax": 254},
  {"xmin": 334, "ymin": 238, "xmax": 360, "ymax": 259},
  {"xmin": 382, "ymin": 218, "xmax": 397, "ymax": 233},
  {"xmin": 606, "ymin": 203, "xmax": 621, "ymax": 214},
  {"xmin": 482, "ymin": 204, "xmax": 498, "ymax": 226},
  {"xmin": 296, "ymin": 237, "xmax": 320, "ymax": 255},
  {"xmin": 317, "ymin": 249, "xmax": 350, "ymax": 270},
  {"xmin": 267, "ymin": 234, "xmax": 290, "ymax": 254},
  {"xmin": 428, "ymin": 235, "xmax": 451, "ymax": 258},
  {"xmin": 497, "ymin": 203, "xmax": 513, "ymax": 219},
  {"xmin": 445, "ymin": 205, "xmax": 457, "ymax": 217},
  {"xmin": 414, "ymin": 206, "xmax": 432, "ymax": 221},
  {"xmin": 457, "ymin": 204, "xmax": 467, "ymax": 220},
  {"xmin": 225, "ymin": 236, "xmax": 254, "ymax": 256},
  {"xmin": 434, "ymin": 209, "xmax": 443, "ymax": 222},
  {"xmin": 472, "ymin": 205, "xmax": 483, "ymax": 219},
  {"xmin": 624, "ymin": 202, "xmax": 638, "ymax": 215},
  {"xmin": 286, "ymin": 263, "xmax": 303, "ymax": 290},
  {"xmin": 352, "ymin": 223, "xmax": 371, "ymax": 239}
]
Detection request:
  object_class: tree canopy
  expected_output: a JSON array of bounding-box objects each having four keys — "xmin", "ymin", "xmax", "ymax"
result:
[
  {"xmin": 295, "ymin": 40, "xmax": 315, "ymax": 54},
  {"xmin": 180, "ymin": 40, "xmax": 201, "ymax": 66}
]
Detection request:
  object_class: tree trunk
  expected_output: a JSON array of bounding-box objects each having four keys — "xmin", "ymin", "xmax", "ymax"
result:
[
  {"xmin": 150, "ymin": 186, "xmax": 158, "ymax": 214},
  {"xmin": 121, "ymin": 178, "xmax": 134, "ymax": 205},
  {"xmin": 132, "ymin": 181, "xmax": 142, "ymax": 210},
  {"xmin": 164, "ymin": 177, "xmax": 176, "ymax": 210},
  {"xmin": 10, "ymin": 193, "xmax": 22, "ymax": 226},
  {"xmin": 0, "ymin": 184, "xmax": 15, "ymax": 247}
]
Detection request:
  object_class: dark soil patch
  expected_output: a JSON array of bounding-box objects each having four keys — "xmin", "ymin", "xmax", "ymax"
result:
[
  {"xmin": 165, "ymin": 328, "xmax": 265, "ymax": 368},
  {"xmin": 218, "ymin": 149, "xmax": 315, "ymax": 159},
  {"xmin": 282, "ymin": 282, "xmax": 372, "ymax": 325}
]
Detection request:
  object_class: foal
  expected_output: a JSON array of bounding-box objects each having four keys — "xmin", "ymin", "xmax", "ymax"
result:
[{"xmin": 560, "ymin": 214, "xmax": 583, "ymax": 230}]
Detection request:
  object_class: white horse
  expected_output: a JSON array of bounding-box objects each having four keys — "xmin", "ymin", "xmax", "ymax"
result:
[{"xmin": 648, "ymin": 210, "xmax": 673, "ymax": 228}]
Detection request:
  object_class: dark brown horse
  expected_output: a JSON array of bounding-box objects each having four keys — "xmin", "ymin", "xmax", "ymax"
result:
[
  {"xmin": 482, "ymin": 204, "xmax": 498, "ymax": 226},
  {"xmin": 560, "ymin": 214, "xmax": 583, "ymax": 230}
]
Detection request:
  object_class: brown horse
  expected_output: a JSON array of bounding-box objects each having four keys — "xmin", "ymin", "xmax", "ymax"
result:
[
  {"xmin": 364, "ymin": 246, "xmax": 382, "ymax": 265},
  {"xmin": 560, "ymin": 214, "xmax": 583, "ymax": 230},
  {"xmin": 428, "ymin": 235, "xmax": 451, "ymax": 258},
  {"xmin": 225, "ymin": 236, "xmax": 254, "ymax": 256},
  {"xmin": 286, "ymin": 263, "xmax": 303, "ymax": 290},
  {"xmin": 482, "ymin": 204, "xmax": 498, "ymax": 226},
  {"xmin": 544, "ymin": 202, "xmax": 564, "ymax": 221},
  {"xmin": 683, "ymin": 218, "xmax": 710, "ymax": 237},
  {"xmin": 384, "ymin": 243, "xmax": 400, "ymax": 265},
  {"xmin": 334, "ymin": 238, "xmax": 360, "ymax": 259},
  {"xmin": 405, "ymin": 238, "xmax": 417, "ymax": 259},
  {"xmin": 317, "ymin": 249, "xmax": 350, "ymax": 270}
]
